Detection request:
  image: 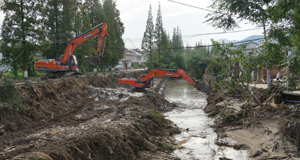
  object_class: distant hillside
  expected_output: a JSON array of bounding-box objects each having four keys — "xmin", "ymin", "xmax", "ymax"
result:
[
  {"xmin": 217, "ymin": 35, "xmax": 263, "ymax": 45},
  {"xmin": 240, "ymin": 35, "xmax": 264, "ymax": 42},
  {"xmin": 217, "ymin": 38, "xmax": 238, "ymax": 44}
]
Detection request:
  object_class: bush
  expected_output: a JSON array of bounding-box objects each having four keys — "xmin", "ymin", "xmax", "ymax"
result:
[
  {"xmin": 0, "ymin": 79, "xmax": 18, "ymax": 103},
  {"xmin": 132, "ymin": 63, "xmax": 140, "ymax": 69},
  {"xmin": 158, "ymin": 142, "xmax": 174, "ymax": 152},
  {"xmin": 0, "ymin": 79, "xmax": 27, "ymax": 112},
  {"xmin": 147, "ymin": 109, "xmax": 164, "ymax": 123}
]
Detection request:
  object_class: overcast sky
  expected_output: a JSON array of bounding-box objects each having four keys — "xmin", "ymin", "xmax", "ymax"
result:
[{"xmin": 0, "ymin": 0, "xmax": 264, "ymax": 49}]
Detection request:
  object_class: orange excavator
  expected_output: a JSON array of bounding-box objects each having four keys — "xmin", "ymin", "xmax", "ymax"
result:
[
  {"xmin": 118, "ymin": 69, "xmax": 201, "ymax": 92},
  {"xmin": 34, "ymin": 22, "xmax": 108, "ymax": 80}
]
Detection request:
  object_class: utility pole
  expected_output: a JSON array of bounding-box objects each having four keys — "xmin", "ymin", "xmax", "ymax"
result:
[{"xmin": 263, "ymin": 17, "xmax": 271, "ymax": 90}]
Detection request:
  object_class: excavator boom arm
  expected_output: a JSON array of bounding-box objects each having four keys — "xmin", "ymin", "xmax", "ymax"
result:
[
  {"xmin": 60, "ymin": 22, "xmax": 108, "ymax": 64},
  {"xmin": 119, "ymin": 69, "xmax": 199, "ymax": 90},
  {"xmin": 140, "ymin": 69, "xmax": 197, "ymax": 87}
]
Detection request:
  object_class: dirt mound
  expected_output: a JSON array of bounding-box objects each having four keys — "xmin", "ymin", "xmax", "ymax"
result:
[
  {"xmin": 0, "ymin": 72, "xmax": 181, "ymax": 159},
  {"xmin": 1, "ymin": 88, "xmax": 179, "ymax": 159},
  {"xmin": 0, "ymin": 72, "xmax": 144, "ymax": 129},
  {"xmin": 203, "ymin": 91, "xmax": 224, "ymax": 116},
  {"xmin": 204, "ymin": 84, "xmax": 300, "ymax": 159}
]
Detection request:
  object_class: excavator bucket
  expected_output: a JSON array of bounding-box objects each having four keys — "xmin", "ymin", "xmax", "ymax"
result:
[{"xmin": 85, "ymin": 56, "xmax": 101, "ymax": 67}]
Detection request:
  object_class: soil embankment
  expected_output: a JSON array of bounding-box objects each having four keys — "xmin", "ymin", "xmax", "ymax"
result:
[
  {"xmin": 0, "ymin": 72, "xmax": 181, "ymax": 159},
  {"xmin": 204, "ymin": 85, "xmax": 300, "ymax": 159}
]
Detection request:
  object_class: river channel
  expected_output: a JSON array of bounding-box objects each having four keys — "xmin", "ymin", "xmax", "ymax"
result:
[{"xmin": 164, "ymin": 79, "xmax": 249, "ymax": 160}]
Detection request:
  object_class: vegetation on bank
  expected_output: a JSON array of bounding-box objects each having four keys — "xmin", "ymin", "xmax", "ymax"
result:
[{"xmin": 0, "ymin": 79, "xmax": 27, "ymax": 112}]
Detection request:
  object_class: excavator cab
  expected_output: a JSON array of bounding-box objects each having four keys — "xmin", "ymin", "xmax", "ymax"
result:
[
  {"xmin": 69, "ymin": 55, "xmax": 79, "ymax": 72},
  {"xmin": 138, "ymin": 74, "xmax": 146, "ymax": 81}
]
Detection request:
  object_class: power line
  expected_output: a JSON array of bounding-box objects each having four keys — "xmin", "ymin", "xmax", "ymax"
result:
[
  {"xmin": 170, "ymin": 38, "xmax": 264, "ymax": 50},
  {"xmin": 182, "ymin": 28, "xmax": 263, "ymax": 38},
  {"xmin": 166, "ymin": 0, "xmax": 213, "ymax": 12},
  {"xmin": 183, "ymin": 28, "xmax": 263, "ymax": 42},
  {"xmin": 123, "ymin": 28, "xmax": 263, "ymax": 42}
]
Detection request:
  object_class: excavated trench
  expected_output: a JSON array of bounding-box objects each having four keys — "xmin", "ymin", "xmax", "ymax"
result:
[
  {"xmin": 164, "ymin": 79, "xmax": 248, "ymax": 160},
  {"xmin": 0, "ymin": 72, "xmax": 181, "ymax": 160},
  {"xmin": 1, "ymin": 72, "xmax": 280, "ymax": 160}
]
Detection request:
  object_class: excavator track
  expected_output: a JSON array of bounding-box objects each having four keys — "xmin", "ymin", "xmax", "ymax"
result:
[{"xmin": 41, "ymin": 72, "xmax": 81, "ymax": 80}]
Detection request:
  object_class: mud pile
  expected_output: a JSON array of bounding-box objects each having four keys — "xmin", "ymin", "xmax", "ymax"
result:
[
  {"xmin": 204, "ymin": 84, "xmax": 300, "ymax": 159},
  {"xmin": 0, "ymin": 72, "xmax": 181, "ymax": 159},
  {"xmin": 0, "ymin": 72, "xmax": 142, "ymax": 129}
]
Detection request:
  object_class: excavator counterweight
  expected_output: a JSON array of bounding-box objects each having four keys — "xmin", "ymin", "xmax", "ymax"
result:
[{"xmin": 118, "ymin": 69, "xmax": 200, "ymax": 92}]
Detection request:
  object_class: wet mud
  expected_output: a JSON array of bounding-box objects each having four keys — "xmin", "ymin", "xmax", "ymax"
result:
[
  {"xmin": 0, "ymin": 72, "xmax": 180, "ymax": 160},
  {"xmin": 204, "ymin": 84, "xmax": 300, "ymax": 159}
]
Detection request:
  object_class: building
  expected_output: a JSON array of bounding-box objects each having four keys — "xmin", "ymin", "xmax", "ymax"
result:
[{"xmin": 115, "ymin": 49, "xmax": 148, "ymax": 70}]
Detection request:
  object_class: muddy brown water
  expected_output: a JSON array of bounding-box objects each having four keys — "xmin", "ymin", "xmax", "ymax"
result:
[{"xmin": 164, "ymin": 79, "xmax": 249, "ymax": 160}]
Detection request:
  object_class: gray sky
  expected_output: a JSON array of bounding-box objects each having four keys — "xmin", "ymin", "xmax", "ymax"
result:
[
  {"xmin": 116, "ymin": 0, "xmax": 263, "ymax": 49},
  {"xmin": 0, "ymin": 0, "xmax": 264, "ymax": 49}
]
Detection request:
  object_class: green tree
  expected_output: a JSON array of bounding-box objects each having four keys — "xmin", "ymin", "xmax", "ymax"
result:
[
  {"xmin": 141, "ymin": 5, "xmax": 155, "ymax": 69},
  {"xmin": 159, "ymin": 30, "xmax": 172, "ymax": 69},
  {"xmin": 0, "ymin": 0, "xmax": 45, "ymax": 78},
  {"xmin": 267, "ymin": 0, "xmax": 300, "ymax": 87},
  {"xmin": 43, "ymin": 0, "xmax": 75, "ymax": 59},
  {"xmin": 205, "ymin": 0, "xmax": 281, "ymax": 90},
  {"xmin": 186, "ymin": 55, "xmax": 208, "ymax": 79},
  {"xmin": 206, "ymin": 0, "xmax": 271, "ymax": 31},
  {"xmin": 171, "ymin": 27, "xmax": 184, "ymax": 53},
  {"xmin": 85, "ymin": 0, "xmax": 104, "ymax": 27},
  {"xmin": 102, "ymin": 0, "xmax": 124, "ymax": 68},
  {"xmin": 154, "ymin": 2, "xmax": 164, "ymax": 68},
  {"xmin": 73, "ymin": 3, "xmax": 96, "ymax": 73}
]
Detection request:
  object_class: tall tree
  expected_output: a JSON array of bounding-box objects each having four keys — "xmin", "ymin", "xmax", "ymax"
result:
[
  {"xmin": 171, "ymin": 26, "xmax": 184, "ymax": 53},
  {"xmin": 73, "ymin": 2, "xmax": 96, "ymax": 73},
  {"xmin": 206, "ymin": 0, "xmax": 271, "ymax": 31},
  {"xmin": 159, "ymin": 30, "xmax": 172, "ymax": 69},
  {"xmin": 267, "ymin": 0, "xmax": 300, "ymax": 87},
  {"xmin": 102, "ymin": 0, "xmax": 124, "ymax": 68},
  {"xmin": 154, "ymin": 2, "xmax": 164, "ymax": 68},
  {"xmin": 0, "ymin": 0, "xmax": 45, "ymax": 78},
  {"xmin": 43, "ymin": 0, "xmax": 75, "ymax": 59},
  {"xmin": 141, "ymin": 5, "xmax": 154, "ymax": 69},
  {"xmin": 85, "ymin": 0, "xmax": 104, "ymax": 27}
]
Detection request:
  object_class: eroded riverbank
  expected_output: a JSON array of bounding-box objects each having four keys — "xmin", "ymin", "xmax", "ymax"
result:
[{"xmin": 203, "ymin": 84, "xmax": 300, "ymax": 159}]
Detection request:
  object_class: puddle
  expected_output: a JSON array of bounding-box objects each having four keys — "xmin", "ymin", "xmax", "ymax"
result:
[{"xmin": 165, "ymin": 80, "xmax": 248, "ymax": 160}]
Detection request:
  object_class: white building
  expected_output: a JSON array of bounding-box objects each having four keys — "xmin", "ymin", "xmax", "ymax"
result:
[{"xmin": 115, "ymin": 49, "xmax": 147, "ymax": 70}]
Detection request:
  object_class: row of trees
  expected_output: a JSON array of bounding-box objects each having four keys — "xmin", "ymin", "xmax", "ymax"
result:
[
  {"xmin": 141, "ymin": 3, "xmax": 187, "ymax": 70},
  {"xmin": 141, "ymin": 3, "xmax": 214, "ymax": 79},
  {"xmin": 0, "ymin": 0, "xmax": 124, "ymax": 78}
]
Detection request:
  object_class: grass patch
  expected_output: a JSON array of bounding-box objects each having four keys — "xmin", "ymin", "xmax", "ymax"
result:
[
  {"xmin": 158, "ymin": 142, "xmax": 174, "ymax": 153},
  {"xmin": 146, "ymin": 109, "xmax": 164, "ymax": 123}
]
